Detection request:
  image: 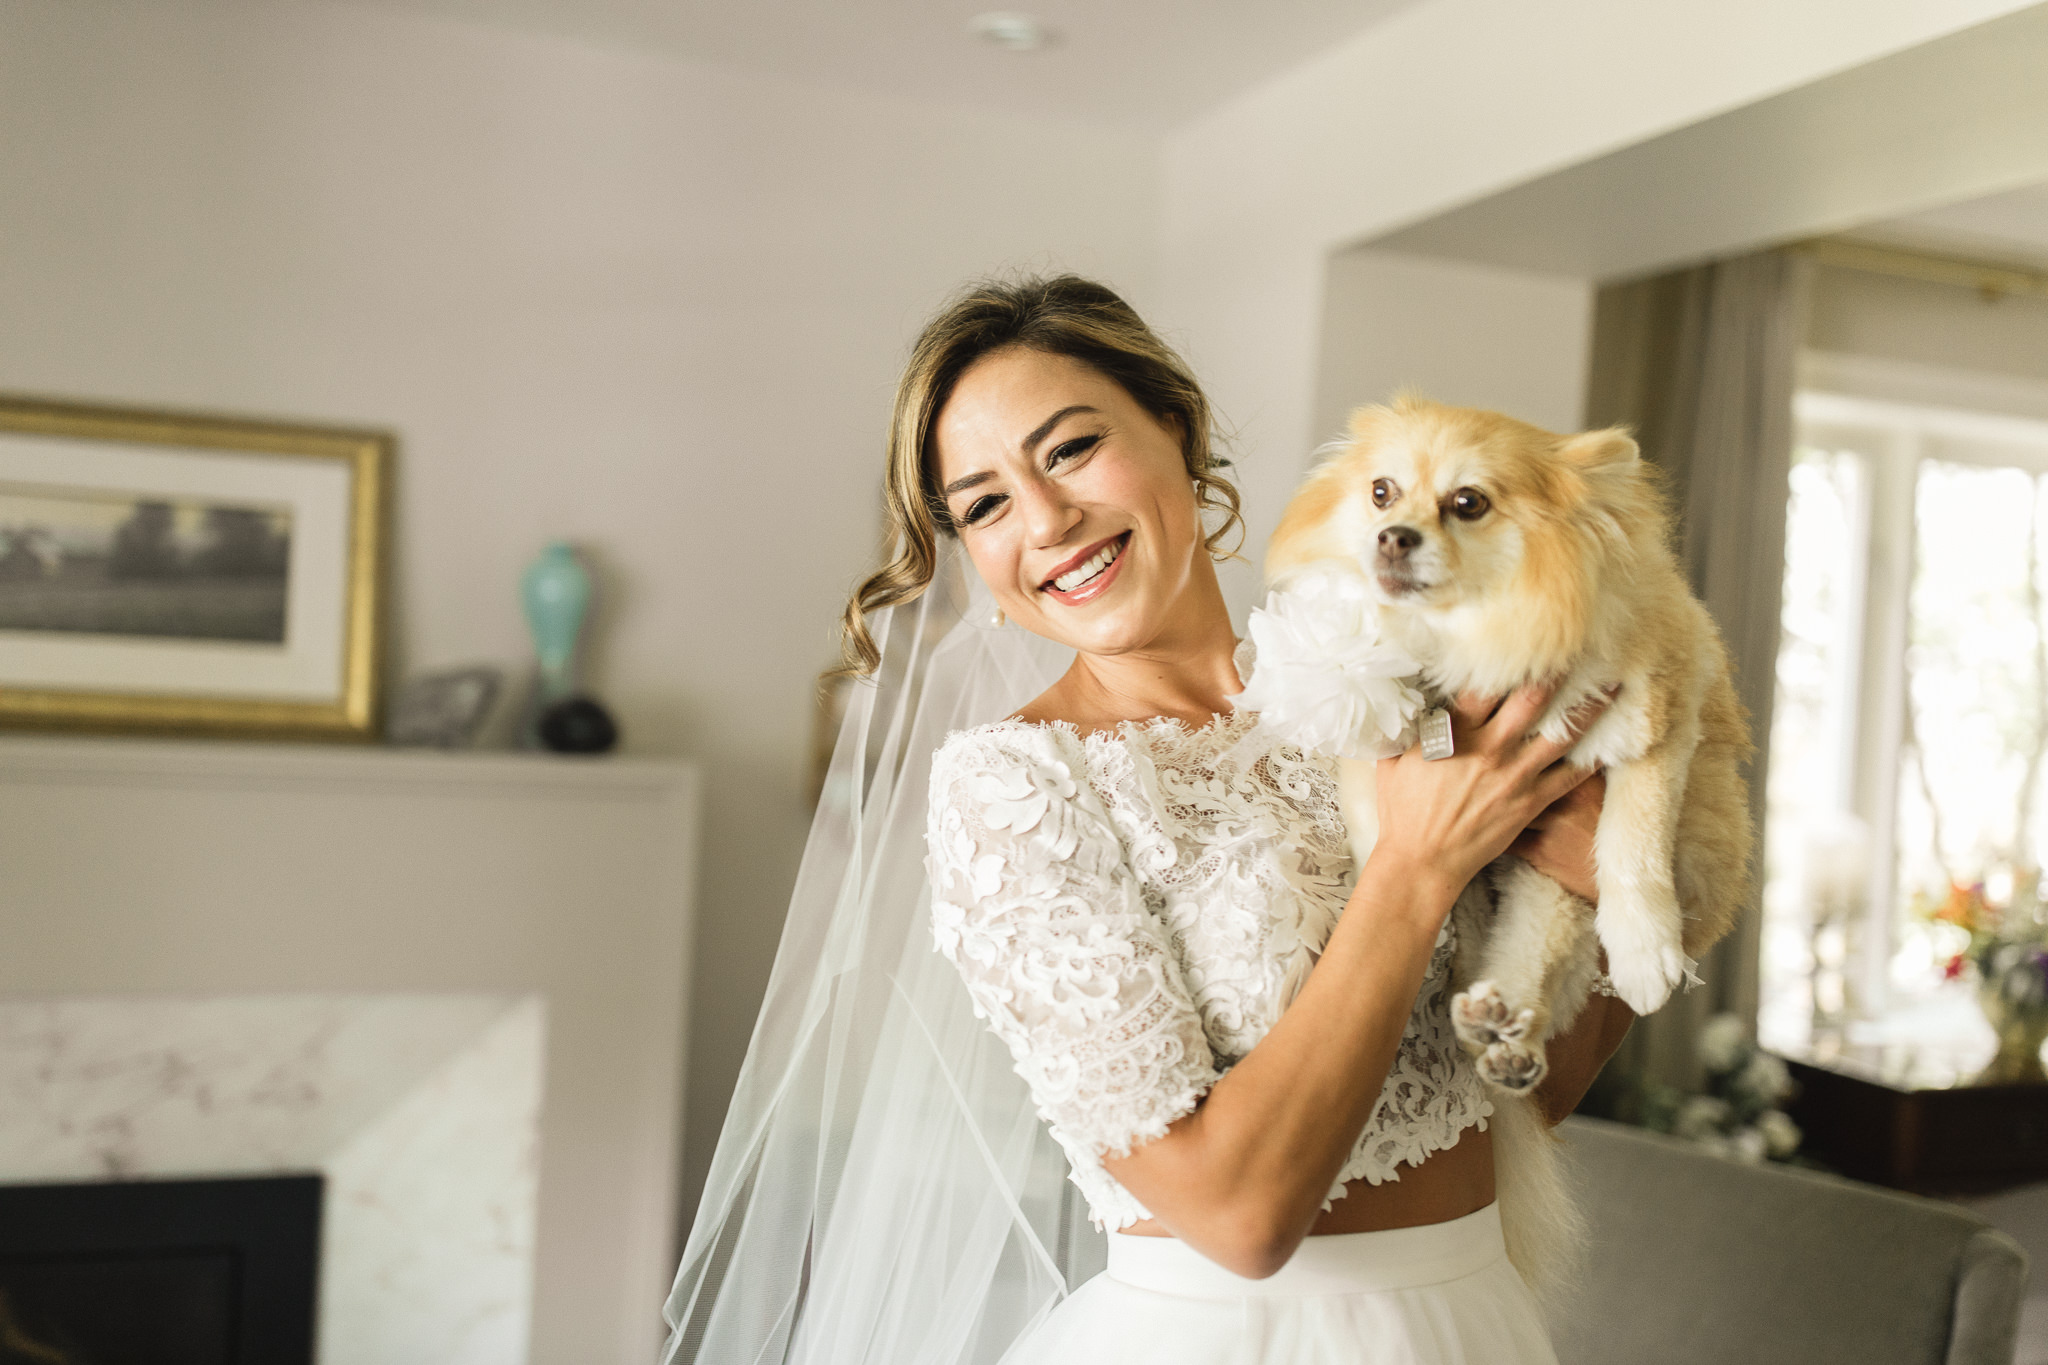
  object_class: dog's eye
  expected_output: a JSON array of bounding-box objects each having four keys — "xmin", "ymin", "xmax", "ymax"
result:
[
  {"xmin": 1450, "ymin": 487, "xmax": 1491, "ymax": 521},
  {"xmin": 1371, "ymin": 478, "xmax": 1398, "ymax": 509}
]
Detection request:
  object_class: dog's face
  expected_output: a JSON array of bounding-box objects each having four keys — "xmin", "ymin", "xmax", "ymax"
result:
[
  {"xmin": 1268, "ymin": 397, "xmax": 1644, "ymax": 675},
  {"xmin": 1344, "ymin": 422, "xmax": 1526, "ymax": 609}
]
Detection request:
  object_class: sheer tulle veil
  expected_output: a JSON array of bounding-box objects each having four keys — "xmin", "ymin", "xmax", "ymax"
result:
[{"xmin": 661, "ymin": 545, "xmax": 1102, "ymax": 1364}]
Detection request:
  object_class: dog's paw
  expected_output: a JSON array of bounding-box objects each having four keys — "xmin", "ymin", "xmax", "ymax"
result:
[
  {"xmin": 1452, "ymin": 980, "xmax": 1536, "ymax": 1050},
  {"xmin": 1479, "ymin": 1039, "xmax": 1548, "ymax": 1092},
  {"xmin": 1602, "ymin": 933, "xmax": 1687, "ymax": 1015}
]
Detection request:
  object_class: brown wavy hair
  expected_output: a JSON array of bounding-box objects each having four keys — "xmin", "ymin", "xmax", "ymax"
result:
[{"xmin": 838, "ymin": 274, "xmax": 1242, "ymax": 675}]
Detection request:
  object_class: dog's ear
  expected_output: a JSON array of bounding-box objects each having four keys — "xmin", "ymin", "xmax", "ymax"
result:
[{"xmin": 1558, "ymin": 426, "xmax": 1639, "ymax": 468}]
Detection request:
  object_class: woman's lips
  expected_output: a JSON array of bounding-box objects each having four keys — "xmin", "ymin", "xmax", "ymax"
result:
[{"xmin": 1041, "ymin": 532, "xmax": 1130, "ymax": 606}]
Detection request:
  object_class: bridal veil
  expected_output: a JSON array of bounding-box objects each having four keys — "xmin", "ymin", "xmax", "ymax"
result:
[{"xmin": 661, "ymin": 547, "xmax": 1100, "ymax": 1364}]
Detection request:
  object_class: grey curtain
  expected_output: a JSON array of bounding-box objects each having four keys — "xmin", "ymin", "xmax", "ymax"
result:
[{"xmin": 1583, "ymin": 250, "xmax": 1812, "ymax": 1090}]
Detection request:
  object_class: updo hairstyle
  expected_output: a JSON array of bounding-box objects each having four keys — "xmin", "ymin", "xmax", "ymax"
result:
[{"xmin": 838, "ymin": 274, "xmax": 1241, "ymax": 675}]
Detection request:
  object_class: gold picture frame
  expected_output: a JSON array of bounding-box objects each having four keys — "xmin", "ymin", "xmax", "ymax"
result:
[{"xmin": 0, "ymin": 394, "xmax": 391, "ymax": 740}]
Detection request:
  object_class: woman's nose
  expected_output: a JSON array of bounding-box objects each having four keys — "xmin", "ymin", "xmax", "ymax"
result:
[{"xmin": 1012, "ymin": 473, "xmax": 1081, "ymax": 546}]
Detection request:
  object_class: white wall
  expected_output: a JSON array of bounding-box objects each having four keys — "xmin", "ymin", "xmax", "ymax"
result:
[
  {"xmin": 1311, "ymin": 248, "xmax": 1592, "ymax": 456},
  {"xmin": 0, "ymin": 0, "xmax": 1159, "ymax": 1247},
  {"xmin": 1153, "ymin": 0, "xmax": 2045, "ymax": 584}
]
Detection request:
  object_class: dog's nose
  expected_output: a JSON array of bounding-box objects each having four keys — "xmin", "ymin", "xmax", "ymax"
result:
[{"xmin": 1377, "ymin": 526, "xmax": 1422, "ymax": 559}]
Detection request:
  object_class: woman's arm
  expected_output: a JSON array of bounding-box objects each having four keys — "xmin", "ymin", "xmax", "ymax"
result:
[
  {"xmin": 1102, "ymin": 845, "xmax": 1457, "ymax": 1277},
  {"xmin": 1101, "ymin": 685, "xmax": 1607, "ymax": 1278},
  {"xmin": 1534, "ymin": 990, "xmax": 1634, "ymax": 1125}
]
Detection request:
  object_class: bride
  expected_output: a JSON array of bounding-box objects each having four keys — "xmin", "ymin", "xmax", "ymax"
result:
[{"xmin": 663, "ymin": 275, "xmax": 1634, "ymax": 1364}]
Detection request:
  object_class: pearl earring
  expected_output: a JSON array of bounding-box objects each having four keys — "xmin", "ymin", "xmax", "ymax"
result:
[{"xmin": 990, "ymin": 607, "xmax": 1005, "ymax": 627}]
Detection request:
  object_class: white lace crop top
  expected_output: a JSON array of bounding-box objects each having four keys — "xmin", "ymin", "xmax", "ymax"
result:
[{"xmin": 924, "ymin": 708, "xmax": 1492, "ymax": 1231}]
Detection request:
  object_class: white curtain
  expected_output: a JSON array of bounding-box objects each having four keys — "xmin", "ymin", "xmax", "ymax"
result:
[{"xmin": 1583, "ymin": 249, "xmax": 1813, "ymax": 1089}]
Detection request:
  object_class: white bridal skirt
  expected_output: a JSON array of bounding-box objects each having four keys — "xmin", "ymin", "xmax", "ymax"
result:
[{"xmin": 1002, "ymin": 1204, "xmax": 1557, "ymax": 1365}]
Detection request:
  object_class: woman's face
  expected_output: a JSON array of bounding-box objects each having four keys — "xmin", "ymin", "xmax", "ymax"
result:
[{"xmin": 932, "ymin": 346, "xmax": 1207, "ymax": 658}]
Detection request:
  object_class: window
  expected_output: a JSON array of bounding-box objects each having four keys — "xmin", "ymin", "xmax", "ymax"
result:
[{"xmin": 1759, "ymin": 360, "xmax": 2048, "ymax": 1076}]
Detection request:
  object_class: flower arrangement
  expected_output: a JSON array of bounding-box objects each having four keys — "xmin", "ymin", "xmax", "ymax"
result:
[
  {"xmin": 1917, "ymin": 870, "xmax": 2048, "ymax": 1082},
  {"xmin": 1921, "ymin": 873, "xmax": 2048, "ymax": 996},
  {"xmin": 1637, "ymin": 1014, "xmax": 1803, "ymax": 1163}
]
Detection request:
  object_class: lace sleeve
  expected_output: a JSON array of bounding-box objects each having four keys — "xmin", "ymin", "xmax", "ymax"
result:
[{"xmin": 925, "ymin": 725, "xmax": 1221, "ymax": 1164}]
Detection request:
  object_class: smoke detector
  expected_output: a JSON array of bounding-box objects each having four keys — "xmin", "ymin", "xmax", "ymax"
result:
[{"xmin": 969, "ymin": 11, "xmax": 1055, "ymax": 51}]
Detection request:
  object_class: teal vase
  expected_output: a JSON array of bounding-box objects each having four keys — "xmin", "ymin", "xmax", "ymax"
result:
[{"xmin": 521, "ymin": 542, "xmax": 591, "ymax": 705}]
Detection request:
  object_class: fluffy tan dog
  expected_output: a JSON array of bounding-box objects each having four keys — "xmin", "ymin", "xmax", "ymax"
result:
[{"xmin": 1267, "ymin": 396, "xmax": 1753, "ymax": 1092}]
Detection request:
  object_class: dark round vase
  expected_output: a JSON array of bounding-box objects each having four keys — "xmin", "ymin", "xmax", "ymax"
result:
[{"xmin": 538, "ymin": 695, "xmax": 618, "ymax": 755}]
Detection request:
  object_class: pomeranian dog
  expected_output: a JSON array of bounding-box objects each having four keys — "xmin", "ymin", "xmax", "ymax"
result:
[{"xmin": 1264, "ymin": 396, "xmax": 1753, "ymax": 1094}]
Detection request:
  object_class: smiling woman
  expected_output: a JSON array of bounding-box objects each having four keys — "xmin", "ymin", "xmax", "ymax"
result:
[
  {"xmin": 837, "ymin": 275, "xmax": 1241, "ymax": 679},
  {"xmin": 928, "ymin": 349, "xmax": 1238, "ymax": 717},
  {"xmin": 669, "ymin": 275, "xmax": 1614, "ymax": 1365}
]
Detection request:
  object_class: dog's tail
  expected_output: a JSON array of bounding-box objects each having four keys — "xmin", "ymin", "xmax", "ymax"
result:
[{"xmin": 1493, "ymin": 1093, "xmax": 1585, "ymax": 1302}]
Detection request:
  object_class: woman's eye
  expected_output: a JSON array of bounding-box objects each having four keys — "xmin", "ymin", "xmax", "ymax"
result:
[
  {"xmin": 1048, "ymin": 434, "xmax": 1100, "ymax": 467},
  {"xmin": 1450, "ymin": 487, "xmax": 1491, "ymax": 521},
  {"xmin": 960, "ymin": 494, "xmax": 1004, "ymax": 525},
  {"xmin": 1371, "ymin": 478, "xmax": 1398, "ymax": 509}
]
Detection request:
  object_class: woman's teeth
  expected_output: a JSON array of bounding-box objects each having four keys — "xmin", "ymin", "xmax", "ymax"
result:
[{"xmin": 1051, "ymin": 538, "xmax": 1123, "ymax": 593}]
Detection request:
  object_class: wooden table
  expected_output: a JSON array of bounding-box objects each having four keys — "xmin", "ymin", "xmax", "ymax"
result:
[{"xmin": 1779, "ymin": 1039, "xmax": 2048, "ymax": 1195}]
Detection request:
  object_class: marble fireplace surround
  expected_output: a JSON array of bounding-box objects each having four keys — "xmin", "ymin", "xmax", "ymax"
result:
[
  {"xmin": 0, "ymin": 993, "xmax": 544, "ymax": 1364},
  {"xmin": 0, "ymin": 736, "xmax": 700, "ymax": 1365}
]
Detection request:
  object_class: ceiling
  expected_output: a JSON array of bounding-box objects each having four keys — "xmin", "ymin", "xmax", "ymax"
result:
[
  {"xmin": 326, "ymin": 0, "xmax": 1423, "ymax": 129},
  {"xmin": 1854, "ymin": 181, "xmax": 2048, "ymax": 270},
  {"xmin": 1361, "ymin": 3, "xmax": 2048, "ymax": 284}
]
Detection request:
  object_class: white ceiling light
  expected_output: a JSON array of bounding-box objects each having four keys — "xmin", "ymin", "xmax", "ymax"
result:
[{"xmin": 969, "ymin": 11, "xmax": 1056, "ymax": 51}]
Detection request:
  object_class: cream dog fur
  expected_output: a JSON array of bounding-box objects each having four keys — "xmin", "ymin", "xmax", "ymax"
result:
[{"xmin": 1266, "ymin": 396, "xmax": 1754, "ymax": 1093}]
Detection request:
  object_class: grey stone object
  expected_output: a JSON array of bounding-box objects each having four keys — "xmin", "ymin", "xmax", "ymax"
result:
[{"xmin": 386, "ymin": 666, "xmax": 503, "ymax": 748}]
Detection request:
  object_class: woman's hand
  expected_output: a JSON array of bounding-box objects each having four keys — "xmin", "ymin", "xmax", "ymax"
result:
[
  {"xmin": 1512, "ymin": 769, "xmax": 1605, "ymax": 904},
  {"xmin": 1369, "ymin": 685, "xmax": 1609, "ymax": 899}
]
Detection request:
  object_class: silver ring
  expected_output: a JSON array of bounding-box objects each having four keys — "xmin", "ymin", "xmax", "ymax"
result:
[{"xmin": 1418, "ymin": 706, "xmax": 1455, "ymax": 761}]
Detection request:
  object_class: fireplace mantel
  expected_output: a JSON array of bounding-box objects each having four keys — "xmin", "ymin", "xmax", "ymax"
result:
[{"xmin": 0, "ymin": 734, "xmax": 699, "ymax": 1365}]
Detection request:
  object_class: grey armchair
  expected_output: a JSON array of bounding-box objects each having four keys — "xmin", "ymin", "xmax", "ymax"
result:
[{"xmin": 1547, "ymin": 1116, "xmax": 2027, "ymax": 1365}]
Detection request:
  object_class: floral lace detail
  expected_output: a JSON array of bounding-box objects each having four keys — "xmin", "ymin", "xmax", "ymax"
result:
[
  {"xmin": 926, "ymin": 712, "xmax": 1491, "ymax": 1231},
  {"xmin": 926, "ymin": 725, "xmax": 1220, "ymax": 1231}
]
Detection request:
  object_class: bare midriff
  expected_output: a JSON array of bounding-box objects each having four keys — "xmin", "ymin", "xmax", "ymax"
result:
[{"xmin": 1113, "ymin": 1124, "xmax": 1496, "ymax": 1238}]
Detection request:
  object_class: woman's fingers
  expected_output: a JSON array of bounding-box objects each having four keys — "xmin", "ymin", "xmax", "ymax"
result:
[
  {"xmin": 1538, "ymin": 769, "xmax": 1605, "ymax": 829},
  {"xmin": 1482, "ymin": 682, "xmax": 1560, "ymax": 751},
  {"xmin": 1515, "ymin": 686, "xmax": 1617, "ymax": 770},
  {"xmin": 1518, "ymin": 766, "xmax": 1606, "ymax": 902},
  {"xmin": 1521, "ymin": 769, "xmax": 1604, "ymax": 836},
  {"xmin": 1446, "ymin": 690, "xmax": 1499, "ymax": 735},
  {"xmin": 1533, "ymin": 755, "xmax": 1601, "ymax": 809}
]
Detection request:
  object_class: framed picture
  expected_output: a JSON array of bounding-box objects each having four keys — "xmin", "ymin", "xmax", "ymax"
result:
[{"xmin": 0, "ymin": 395, "xmax": 390, "ymax": 740}]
